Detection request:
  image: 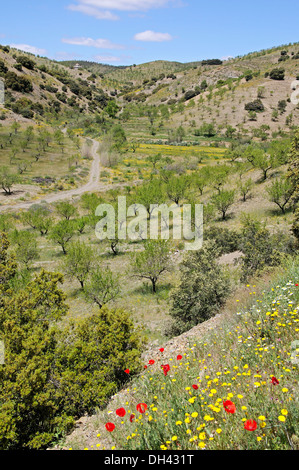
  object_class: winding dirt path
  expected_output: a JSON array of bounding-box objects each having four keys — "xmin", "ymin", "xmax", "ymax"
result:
[{"xmin": 0, "ymin": 139, "xmax": 101, "ymax": 212}]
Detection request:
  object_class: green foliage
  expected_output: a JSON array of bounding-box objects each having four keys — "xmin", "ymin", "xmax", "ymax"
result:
[
  {"xmin": 0, "ymin": 166, "xmax": 19, "ymax": 194},
  {"xmin": 194, "ymin": 122, "xmax": 217, "ymax": 137},
  {"xmin": 10, "ymin": 229, "xmax": 39, "ymax": 268},
  {"xmin": 16, "ymin": 55, "xmax": 36, "ymax": 70},
  {"xmin": 244, "ymin": 99, "xmax": 265, "ymax": 112},
  {"xmin": 238, "ymin": 216, "xmax": 282, "ymax": 281},
  {"xmin": 168, "ymin": 241, "xmax": 231, "ymax": 336},
  {"xmin": 269, "ymin": 68, "xmax": 285, "ymax": 80},
  {"xmin": 55, "ymin": 201, "xmax": 78, "ymax": 220},
  {"xmin": 165, "ymin": 175, "xmax": 190, "ymax": 205},
  {"xmin": 240, "ymin": 178, "xmax": 253, "ymax": 202},
  {"xmin": 49, "ymin": 219, "xmax": 76, "ymax": 254},
  {"xmin": 135, "ymin": 179, "xmax": 165, "ymax": 217},
  {"xmin": 292, "ymin": 208, "xmax": 299, "ymax": 243},
  {"xmin": 84, "ymin": 267, "xmax": 120, "ymax": 308},
  {"xmin": 131, "ymin": 240, "xmax": 172, "ymax": 293},
  {"xmin": 21, "ymin": 205, "xmax": 53, "ymax": 236},
  {"xmin": 205, "ymin": 226, "xmax": 240, "ymax": 254},
  {"xmin": 211, "ymin": 189, "xmax": 235, "ymax": 220},
  {"xmin": 5, "ymin": 71, "xmax": 33, "ymax": 93},
  {"xmin": 61, "ymin": 241, "xmax": 95, "ymax": 288},
  {"xmin": 54, "ymin": 307, "xmax": 145, "ymax": 418},
  {"xmin": 245, "ymin": 146, "xmax": 278, "ymax": 180},
  {"xmin": 105, "ymin": 100, "xmax": 119, "ymax": 118},
  {"xmin": 267, "ymin": 177, "xmax": 295, "ymax": 213},
  {"xmin": 287, "ymin": 131, "xmax": 299, "ymax": 205},
  {"xmin": 0, "ymin": 235, "xmax": 144, "ymax": 449},
  {"xmin": 110, "ymin": 124, "xmax": 127, "ymax": 152}
]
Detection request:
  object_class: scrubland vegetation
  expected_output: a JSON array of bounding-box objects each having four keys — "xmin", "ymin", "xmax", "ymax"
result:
[{"xmin": 0, "ymin": 42, "xmax": 298, "ymax": 450}]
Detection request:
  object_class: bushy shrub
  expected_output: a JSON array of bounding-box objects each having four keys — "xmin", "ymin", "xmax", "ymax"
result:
[
  {"xmin": 0, "ymin": 234, "xmax": 145, "ymax": 449},
  {"xmin": 167, "ymin": 241, "xmax": 231, "ymax": 336},
  {"xmin": 269, "ymin": 68, "xmax": 285, "ymax": 80},
  {"xmin": 238, "ymin": 216, "xmax": 282, "ymax": 281},
  {"xmin": 5, "ymin": 71, "xmax": 33, "ymax": 93},
  {"xmin": 205, "ymin": 226, "xmax": 240, "ymax": 254},
  {"xmin": 16, "ymin": 55, "xmax": 36, "ymax": 70},
  {"xmin": 244, "ymin": 99, "xmax": 265, "ymax": 112}
]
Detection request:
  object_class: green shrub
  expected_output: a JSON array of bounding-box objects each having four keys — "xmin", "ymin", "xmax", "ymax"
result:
[
  {"xmin": 244, "ymin": 99, "xmax": 265, "ymax": 112},
  {"xmin": 16, "ymin": 55, "xmax": 36, "ymax": 70},
  {"xmin": 269, "ymin": 68, "xmax": 285, "ymax": 80},
  {"xmin": 205, "ymin": 226, "xmax": 240, "ymax": 254},
  {"xmin": 0, "ymin": 234, "xmax": 145, "ymax": 449},
  {"xmin": 238, "ymin": 216, "xmax": 282, "ymax": 281},
  {"xmin": 167, "ymin": 241, "xmax": 231, "ymax": 336}
]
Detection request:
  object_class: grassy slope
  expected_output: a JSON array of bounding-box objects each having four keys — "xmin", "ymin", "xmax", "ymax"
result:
[{"xmin": 58, "ymin": 258, "xmax": 299, "ymax": 450}]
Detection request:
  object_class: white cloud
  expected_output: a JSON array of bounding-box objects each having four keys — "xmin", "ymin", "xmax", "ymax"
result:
[
  {"xmin": 10, "ymin": 44, "xmax": 47, "ymax": 55},
  {"xmin": 94, "ymin": 54, "xmax": 122, "ymax": 62},
  {"xmin": 68, "ymin": 4, "xmax": 119, "ymax": 20},
  {"xmin": 75, "ymin": 0, "xmax": 170, "ymax": 11},
  {"xmin": 62, "ymin": 37, "xmax": 125, "ymax": 49},
  {"xmin": 134, "ymin": 30, "xmax": 173, "ymax": 42},
  {"xmin": 67, "ymin": 0, "xmax": 172, "ymax": 19}
]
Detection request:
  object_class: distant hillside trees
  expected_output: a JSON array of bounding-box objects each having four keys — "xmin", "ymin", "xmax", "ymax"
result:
[
  {"xmin": 5, "ymin": 71, "xmax": 33, "ymax": 93},
  {"xmin": 16, "ymin": 55, "xmax": 36, "ymax": 70},
  {"xmin": 201, "ymin": 59, "xmax": 223, "ymax": 65},
  {"xmin": 269, "ymin": 68, "xmax": 285, "ymax": 80},
  {"xmin": 244, "ymin": 99, "xmax": 265, "ymax": 113}
]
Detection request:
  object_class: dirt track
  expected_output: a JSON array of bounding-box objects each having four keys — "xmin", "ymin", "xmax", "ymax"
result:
[{"xmin": 0, "ymin": 139, "xmax": 101, "ymax": 212}]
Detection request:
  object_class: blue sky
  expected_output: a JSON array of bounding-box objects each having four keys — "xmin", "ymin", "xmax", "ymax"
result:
[{"xmin": 0, "ymin": 0, "xmax": 298, "ymax": 65}]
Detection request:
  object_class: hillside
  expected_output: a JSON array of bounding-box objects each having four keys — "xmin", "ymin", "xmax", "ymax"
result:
[
  {"xmin": 0, "ymin": 45, "xmax": 114, "ymax": 122},
  {"xmin": 0, "ymin": 40, "xmax": 298, "ymax": 451},
  {"xmin": 54, "ymin": 262, "xmax": 299, "ymax": 451}
]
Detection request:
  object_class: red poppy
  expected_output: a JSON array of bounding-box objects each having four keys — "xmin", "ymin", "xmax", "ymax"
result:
[
  {"xmin": 177, "ymin": 355, "xmax": 182, "ymax": 361},
  {"xmin": 223, "ymin": 400, "xmax": 236, "ymax": 414},
  {"xmin": 271, "ymin": 376, "xmax": 279, "ymax": 385},
  {"xmin": 144, "ymin": 365, "xmax": 148, "ymax": 369},
  {"xmin": 244, "ymin": 419, "xmax": 257, "ymax": 431},
  {"xmin": 295, "ymin": 284, "xmax": 298, "ymax": 287},
  {"xmin": 105, "ymin": 422, "xmax": 115, "ymax": 432},
  {"xmin": 130, "ymin": 414, "xmax": 135, "ymax": 423},
  {"xmin": 192, "ymin": 384, "xmax": 199, "ymax": 390},
  {"xmin": 116, "ymin": 407, "xmax": 126, "ymax": 418},
  {"xmin": 136, "ymin": 403, "xmax": 147, "ymax": 414},
  {"xmin": 162, "ymin": 364, "xmax": 170, "ymax": 376},
  {"xmin": 159, "ymin": 348, "xmax": 165, "ymax": 353},
  {"xmin": 124, "ymin": 369, "xmax": 130, "ymax": 374},
  {"xmin": 149, "ymin": 360, "xmax": 155, "ymax": 365}
]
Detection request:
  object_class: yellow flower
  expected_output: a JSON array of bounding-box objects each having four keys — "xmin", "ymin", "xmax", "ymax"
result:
[
  {"xmin": 258, "ymin": 416, "xmax": 266, "ymax": 421},
  {"xmin": 281, "ymin": 409, "xmax": 288, "ymax": 416},
  {"xmin": 172, "ymin": 436, "xmax": 178, "ymax": 441},
  {"xmin": 282, "ymin": 388, "xmax": 288, "ymax": 393},
  {"xmin": 191, "ymin": 412, "xmax": 198, "ymax": 418},
  {"xmin": 198, "ymin": 442, "xmax": 206, "ymax": 449},
  {"xmin": 199, "ymin": 432, "xmax": 206, "ymax": 440},
  {"xmin": 176, "ymin": 421, "xmax": 182, "ymax": 426},
  {"xmin": 216, "ymin": 429, "xmax": 222, "ymax": 434},
  {"xmin": 278, "ymin": 416, "xmax": 286, "ymax": 422}
]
